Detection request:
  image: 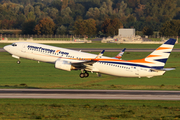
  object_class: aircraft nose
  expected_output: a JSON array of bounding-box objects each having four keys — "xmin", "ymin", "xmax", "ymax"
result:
[{"xmin": 3, "ymin": 45, "xmax": 10, "ymax": 52}]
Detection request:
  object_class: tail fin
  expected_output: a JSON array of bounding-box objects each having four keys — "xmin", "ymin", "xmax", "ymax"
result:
[
  {"xmin": 145, "ymin": 38, "xmax": 176, "ymax": 69},
  {"xmin": 115, "ymin": 48, "xmax": 126, "ymax": 59}
]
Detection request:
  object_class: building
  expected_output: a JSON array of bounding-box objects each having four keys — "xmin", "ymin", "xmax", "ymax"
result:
[{"xmin": 118, "ymin": 28, "xmax": 135, "ymax": 37}]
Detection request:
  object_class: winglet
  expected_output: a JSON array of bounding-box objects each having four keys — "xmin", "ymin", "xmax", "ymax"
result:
[
  {"xmin": 95, "ymin": 50, "xmax": 105, "ymax": 59},
  {"xmin": 115, "ymin": 48, "xmax": 126, "ymax": 59}
]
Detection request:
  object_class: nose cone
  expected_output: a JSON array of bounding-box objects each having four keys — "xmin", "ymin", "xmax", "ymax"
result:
[{"xmin": 3, "ymin": 45, "xmax": 10, "ymax": 52}]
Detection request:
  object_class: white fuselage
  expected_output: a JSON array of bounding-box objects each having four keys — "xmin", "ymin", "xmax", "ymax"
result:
[{"xmin": 4, "ymin": 42, "xmax": 165, "ymax": 78}]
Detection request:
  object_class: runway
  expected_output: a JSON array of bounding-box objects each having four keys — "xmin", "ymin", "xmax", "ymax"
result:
[{"xmin": 0, "ymin": 89, "xmax": 180, "ymax": 100}]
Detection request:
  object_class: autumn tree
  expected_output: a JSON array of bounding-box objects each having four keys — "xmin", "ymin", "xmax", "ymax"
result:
[
  {"xmin": 74, "ymin": 18, "xmax": 97, "ymax": 36},
  {"xmin": 61, "ymin": 0, "xmax": 68, "ymax": 10},
  {"xmin": 0, "ymin": 19, "xmax": 14, "ymax": 29},
  {"xmin": 101, "ymin": 18, "xmax": 123, "ymax": 36},
  {"xmin": 85, "ymin": 18, "xmax": 97, "ymax": 36},
  {"xmin": 74, "ymin": 19, "xmax": 87, "ymax": 35},
  {"xmin": 34, "ymin": 18, "xmax": 55, "ymax": 35}
]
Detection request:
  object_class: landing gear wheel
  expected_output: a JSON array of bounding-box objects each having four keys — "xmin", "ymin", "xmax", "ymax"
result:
[
  {"xmin": 79, "ymin": 70, "xmax": 89, "ymax": 78},
  {"xmin": 80, "ymin": 73, "xmax": 85, "ymax": 78},
  {"xmin": 17, "ymin": 61, "xmax": 20, "ymax": 64},
  {"xmin": 84, "ymin": 72, "xmax": 89, "ymax": 77}
]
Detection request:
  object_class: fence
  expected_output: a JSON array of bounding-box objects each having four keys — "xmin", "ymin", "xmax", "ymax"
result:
[{"xmin": 0, "ymin": 34, "xmax": 86, "ymax": 40}]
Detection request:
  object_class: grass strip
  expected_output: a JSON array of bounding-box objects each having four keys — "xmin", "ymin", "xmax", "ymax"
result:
[
  {"xmin": 0, "ymin": 99, "xmax": 179, "ymax": 119},
  {"xmin": 0, "ymin": 52, "xmax": 180, "ymax": 90}
]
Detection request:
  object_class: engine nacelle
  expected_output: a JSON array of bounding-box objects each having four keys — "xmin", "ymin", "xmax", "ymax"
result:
[{"xmin": 55, "ymin": 59, "xmax": 74, "ymax": 71}]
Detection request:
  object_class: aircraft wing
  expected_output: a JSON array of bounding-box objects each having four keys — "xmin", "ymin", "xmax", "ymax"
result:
[
  {"xmin": 71, "ymin": 50, "xmax": 105, "ymax": 71},
  {"xmin": 71, "ymin": 60, "xmax": 96, "ymax": 67}
]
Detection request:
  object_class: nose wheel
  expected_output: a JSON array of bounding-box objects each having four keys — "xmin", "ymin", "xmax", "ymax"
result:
[{"xmin": 17, "ymin": 60, "xmax": 21, "ymax": 64}]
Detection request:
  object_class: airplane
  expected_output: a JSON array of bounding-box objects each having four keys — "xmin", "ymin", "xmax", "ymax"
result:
[{"xmin": 3, "ymin": 38, "xmax": 176, "ymax": 78}]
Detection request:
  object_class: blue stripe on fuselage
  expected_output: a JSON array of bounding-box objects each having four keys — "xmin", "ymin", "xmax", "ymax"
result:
[{"xmin": 99, "ymin": 61, "xmax": 164, "ymax": 69}]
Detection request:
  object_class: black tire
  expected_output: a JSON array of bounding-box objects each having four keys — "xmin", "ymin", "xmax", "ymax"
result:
[
  {"xmin": 17, "ymin": 61, "xmax": 20, "ymax": 64},
  {"xmin": 79, "ymin": 73, "xmax": 85, "ymax": 78},
  {"xmin": 84, "ymin": 72, "xmax": 89, "ymax": 77}
]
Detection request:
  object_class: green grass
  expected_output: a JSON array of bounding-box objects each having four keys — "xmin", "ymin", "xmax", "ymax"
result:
[
  {"xmin": 0, "ymin": 99, "xmax": 179, "ymax": 119},
  {"xmin": 1, "ymin": 51, "xmax": 180, "ymax": 90},
  {"xmin": 1, "ymin": 42, "xmax": 180, "ymax": 49}
]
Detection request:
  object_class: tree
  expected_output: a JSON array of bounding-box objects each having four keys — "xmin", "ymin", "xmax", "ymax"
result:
[
  {"xmin": 74, "ymin": 19, "xmax": 87, "ymax": 35},
  {"xmin": 74, "ymin": 18, "xmax": 97, "ymax": 36},
  {"xmin": 85, "ymin": 18, "xmax": 97, "ymax": 36},
  {"xmin": 46, "ymin": 7, "xmax": 59, "ymax": 20},
  {"xmin": 22, "ymin": 19, "xmax": 36, "ymax": 34},
  {"xmin": 86, "ymin": 7, "xmax": 100, "ymax": 19},
  {"xmin": 56, "ymin": 25, "xmax": 68, "ymax": 35},
  {"xmin": 49, "ymin": 0, "xmax": 62, "ymax": 11},
  {"xmin": 144, "ymin": 0, "xmax": 178, "ymax": 22},
  {"xmin": 60, "ymin": 7, "xmax": 74, "ymax": 26},
  {"xmin": 69, "ymin": 3, "xmax": 85, "ymax": 19},
  {"xmin": 24, "ymin": 4, "xmax": 34, "ymax": 16},
  {"xmin": 101, "ymin": 18, "xmax": 123, "ymax": 36},
  {"xmin": 61, "ymin": 0, "xmax": 68, "ymax": 10},
  {"xmin": 142, "ymin": 26, "xmax": 153, "ymax": 36},
  {"xmin": 27, "ymin": 12, "xmax": 35, "ymax": 20},
  {"xmin": 34, "ymin": 6, "xmax": 41, "ymax": 18},
  {"xmin": 0, "ymin": 19, "xmax": 14, "ymax": 29},
  {"xmin": 34, "ymin": 18, "xmax": 55, "ymax": 35},
  {"xmin": 15, "ymin": 14, "xmax": 27, "ymax": 29},
  {"xmin": 117, "ymin": 1, "xmax": 128, "ymax": 18},
  {"xmin": 160, "ymin": 20, "xmax": 180, "ymax": 36}
]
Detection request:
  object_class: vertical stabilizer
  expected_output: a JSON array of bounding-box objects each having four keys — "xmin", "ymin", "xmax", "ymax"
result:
[{"xmin": 145, "ymin": 38, "xmax": 176, "ymax": 69}]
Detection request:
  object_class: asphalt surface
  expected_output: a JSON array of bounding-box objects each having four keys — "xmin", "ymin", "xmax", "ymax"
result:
[
  {"xmin": 0, "ymin": 89, "xmax": 180, "ymax": 100},
  {"xmin": 1, "ymin": 48, "xmax": 180, "ymax": 52}
]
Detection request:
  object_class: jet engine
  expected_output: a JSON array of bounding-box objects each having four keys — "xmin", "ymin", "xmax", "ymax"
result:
[{"xmin": 55, "ymin": 59, "xmax": 75, "ymax": 71}]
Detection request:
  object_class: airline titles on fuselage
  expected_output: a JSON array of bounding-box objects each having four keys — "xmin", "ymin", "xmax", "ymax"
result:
[{"xmin": 27, "ymin": 45, "xmax": 69, "ymax": 56}]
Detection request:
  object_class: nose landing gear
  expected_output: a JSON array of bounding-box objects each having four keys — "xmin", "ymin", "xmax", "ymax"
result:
[{"xmin": 17, "ymin": 60, "xmax": 21, "ymax": 64}]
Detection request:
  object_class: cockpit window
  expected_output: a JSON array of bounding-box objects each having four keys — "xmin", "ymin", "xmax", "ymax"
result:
[{"xmin": 12, "ymin": 43, "xmax": 17, "ymax": 46}]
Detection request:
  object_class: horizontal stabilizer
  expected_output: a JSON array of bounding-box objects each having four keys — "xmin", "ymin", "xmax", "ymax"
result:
[{"xmin": 151, "ymin": 68, "xmax": 175, "ymax": 72}]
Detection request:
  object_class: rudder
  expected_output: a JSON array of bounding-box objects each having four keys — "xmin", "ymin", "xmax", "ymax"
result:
[{"xmin": 145, "ymin": 38, "xmax": 176, "ymax": 69}]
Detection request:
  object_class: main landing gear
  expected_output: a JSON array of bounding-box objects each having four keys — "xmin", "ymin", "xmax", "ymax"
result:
[{"xmin": 79, "ymin": 70, "xmax": 89, "ymax": 78}]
